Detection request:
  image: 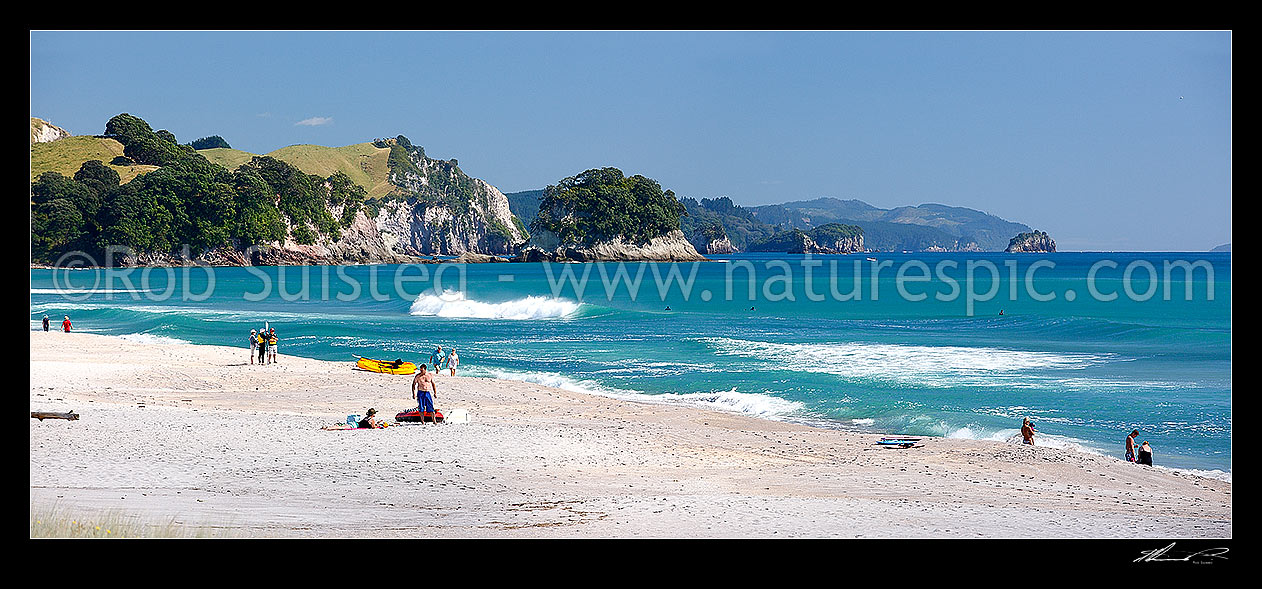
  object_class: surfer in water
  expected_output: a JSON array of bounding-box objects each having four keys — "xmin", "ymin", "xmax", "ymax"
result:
[
  {"xmin": 1021, "ymin": 418, "xmax": 1037, "ymax": 445},
  {"xmin": 412, "ymin": 364, "xmax": 439, "ymax": 421}
]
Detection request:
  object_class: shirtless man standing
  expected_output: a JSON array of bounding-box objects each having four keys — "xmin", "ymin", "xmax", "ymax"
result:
[
  {"xmin": 1125, "ymin": 429, "xmax": 1140, "ymax": 462},
  {"xmin": 411, "ymin": 364, "xmax": 439, "ymax": 421}
]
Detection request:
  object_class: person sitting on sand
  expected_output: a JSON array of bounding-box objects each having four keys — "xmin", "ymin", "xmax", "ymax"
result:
[
  {"xmin": 1138, "ymin": 441, "xmax": 1154, "ymax": 466},
  {"xmin": 357, "ymin": 408, "xmax": 380, "ymax": 429},
  {"xmin": 1126, "ymin": 429, "xmax": 1140, "ymax": 462},
  {"xmin": 250, "ymin": 329, "xmax": 258, "ymax": 365},
  {"xmin": 1021, "ymin": 418, "xmax": 1037, "ymax": 445},
  {"xmin": 412, "ymin": 364, "xmax": 438, "ymax": 419},
  {"xmin": 447, "ymin": 348, "xmax": 459, "ymax": 376}
]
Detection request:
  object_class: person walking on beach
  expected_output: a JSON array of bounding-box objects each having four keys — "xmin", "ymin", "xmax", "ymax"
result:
[
  {"xmin": 1021, "ymin": 418, "xmax": 1037, "ymax": 445},
  {"xmin": 1138, "ymin": 441, "xmax": 1154, "ymax": 466},
  {"xmin": 62, "ymin": 316, "xmax": 72, "ymax": 333},
  {"xmin": 250, "ymin": 329, "xmax": 258, "ymax": 365},
  {"xmin": 447, "ymin": 348, "xmax": 459, "ymax": 376},
  {"xmin": 412, "ymin": 364, "xmax": 439, "ymax": 420},
  {"xmin": 1126, "ymin": 429, "xmax": 1140, "ymax": 463},
  {"xmin": 268, "ymin": 328, "xmax": 278, "ymax": 364},
  {"xmin": 430, "ymin": 345, "xmax": 445, "ymax": 375},
  {"xmin": 43, "ymin": 315, "xmax": 50, "ymax": 332}
]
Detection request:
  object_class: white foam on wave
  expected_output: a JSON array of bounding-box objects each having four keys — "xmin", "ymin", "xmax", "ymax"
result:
[
  {"xmin": 474, "ymin": 368, "xmax": 618, "ymax": 396},
  {"xmin": 645, "ymin": 388, "xmax": 805, "ymax": 418},
  {"xmin": 472, "ymin": 368, "xmax": 803, "ymax": 419},
  {"xmin": 697, "ymin": 337, "xmax": 1108, "ymax": 388},
  {"xmin": 1152, "ymin": 465, "xmax": 1232, "ymax": 483},
  {"xmin": 409, "ymin": 290, "xmax": 580, "ymax": 320}
]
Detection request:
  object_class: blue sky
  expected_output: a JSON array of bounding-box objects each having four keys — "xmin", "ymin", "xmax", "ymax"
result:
[{"xmin": 30, "ymin": 31, "xmax": 1231, "ymax": 251}]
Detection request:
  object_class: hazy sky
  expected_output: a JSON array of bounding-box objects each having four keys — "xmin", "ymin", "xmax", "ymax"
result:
[{"xmin": 30, "ymin": 30, "xmax": 1231, "ymax": 251}]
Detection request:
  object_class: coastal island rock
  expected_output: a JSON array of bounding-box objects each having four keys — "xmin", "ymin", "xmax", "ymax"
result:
[
  {"xmin": 522, "ymin": 167, "xmax": 708, "ymax": 262},
  {"xmin": 747, "ymin": 224, "xmax": 865, "ymax": 254},
  {"xmin": 1004, "ymin": 230, "xmax": 1057, "ymax": 253}
]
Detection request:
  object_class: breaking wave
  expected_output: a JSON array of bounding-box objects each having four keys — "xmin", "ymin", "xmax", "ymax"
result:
[{"xmin": 409, "ymin": 290, "xmax": 581, "ymax": 320}]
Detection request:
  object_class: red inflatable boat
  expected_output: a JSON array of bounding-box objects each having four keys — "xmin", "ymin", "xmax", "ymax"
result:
[{"xmin": 395, "ymin": 409, "xmax": 444, "ymax": 423}]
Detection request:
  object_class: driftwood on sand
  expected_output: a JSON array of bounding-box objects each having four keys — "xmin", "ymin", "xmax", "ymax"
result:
[{"xmin": 31, "ymin": 410, "xmax": 79, "ymax": 421}]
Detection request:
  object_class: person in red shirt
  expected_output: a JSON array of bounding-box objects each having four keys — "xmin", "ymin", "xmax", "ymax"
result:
[{"xmin": 61, "ymin": 316, "xmax": 71, "ymax": 332}]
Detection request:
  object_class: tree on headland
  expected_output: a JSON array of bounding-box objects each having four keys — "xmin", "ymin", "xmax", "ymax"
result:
[
  {"xmin": 532, "ymin": 167, "xmax": 686, "ymax": 246},
  {"xmin": 30, "ymin": 113, "xmax": 366, "ymax": 264},
  {"xmin": 188, "ymin": 135, "xmax": 232, "ymax": 150}
]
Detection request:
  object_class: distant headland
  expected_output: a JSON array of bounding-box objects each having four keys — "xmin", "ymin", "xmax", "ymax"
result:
[{"xmin": 32, "ymin": 113, "xmax": 1056, "ymax": 267}]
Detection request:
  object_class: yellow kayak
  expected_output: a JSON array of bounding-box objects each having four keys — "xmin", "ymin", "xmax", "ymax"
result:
[{"xmin": 355, "ymin": 356, "xmax": 416, "ymax": 375}]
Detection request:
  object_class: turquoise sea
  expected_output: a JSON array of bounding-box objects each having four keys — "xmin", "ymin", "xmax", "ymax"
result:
[{"xmin": 30, "ymin": 252, "xmax": 1231, "ymax": 479}]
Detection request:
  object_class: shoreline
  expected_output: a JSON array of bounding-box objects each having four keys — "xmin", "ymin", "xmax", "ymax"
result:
[{"xmin": 30, "ymin": 331, "xmax": 1231, "ymax": 538}]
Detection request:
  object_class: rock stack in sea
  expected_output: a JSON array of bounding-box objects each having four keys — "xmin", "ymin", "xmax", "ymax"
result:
[{"xmin": 1004, "ymin": 230, "xmax": 1056, "ymax": 253}]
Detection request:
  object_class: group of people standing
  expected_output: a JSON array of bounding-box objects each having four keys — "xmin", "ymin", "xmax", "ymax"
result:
[
  {"xmin": 250, "ymin": 327, "xmax": 279, "ymax": 365},
  {"xmin": 1022, "ymin": 418, "xmax": 1156, "ymax": 466}
]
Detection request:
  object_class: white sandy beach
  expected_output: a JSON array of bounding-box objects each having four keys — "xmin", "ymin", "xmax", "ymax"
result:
[{"xmin": 30, "ymin": 331, "xmax": 1231, "ymax": 538}]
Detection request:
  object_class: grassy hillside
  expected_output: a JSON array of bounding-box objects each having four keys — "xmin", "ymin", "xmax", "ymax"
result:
[
  {"xmin": 199, "ymin": 143, "xmax": 396, "ymax": 199},
  {"xmin": 30, "ymin": 135, "xmax": 159, "ymax": 183},
  {"xmin": 262, "ymin": 143, "xmax": 395, "ymax": 199},
  {"xmin": 33, "ymin": 134, "xmax": 396, "ymax": 201},
  {"xmin": 196, "ymin": 147, "xmax": 257, "ymax": 172}
]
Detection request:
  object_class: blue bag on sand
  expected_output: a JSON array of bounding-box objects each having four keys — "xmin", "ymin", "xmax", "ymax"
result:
[{"xmin": 347, "ymin": 414, "xmax": 360, "ymax": 427}]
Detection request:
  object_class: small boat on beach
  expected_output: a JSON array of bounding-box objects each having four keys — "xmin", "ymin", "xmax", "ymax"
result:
[
  {"xmin": 354, "ymin": 355, "xmax": 416, "ymax": 375},
  {"xmin": 395, "ymin": 409, "xmax": 444, "ymax": 423}
]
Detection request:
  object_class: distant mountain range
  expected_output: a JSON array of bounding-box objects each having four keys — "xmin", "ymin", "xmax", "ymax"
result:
[
  {"xmin": 745, "ymin": 197, "xmax": 1031, "ymax": 252},
  {"xmin": 508, "ymin": 192, "xmax": 1036, "ymax": 253}
]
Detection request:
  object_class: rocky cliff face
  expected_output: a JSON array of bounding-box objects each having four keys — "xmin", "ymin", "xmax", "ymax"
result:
[
  {"xmin": 377, "ymin": 138, "xmax": 528, "ymax": 256},
  {"xmin": 701, "ymin": 236, "xmax": 735, "ymax": 255},
  {"xmin": 685, "ymin": 232, "xmax": 735, "ymax": 255},
  {"xmin": 516, "ymin": 229, "xmax": 708, "ymax": 262},
  {"xmin": 1004, "ymin": 230, "xmax": 1056, "ymax": 253},
  {"xmin": 102, "ymin": 208, "xmax": 423, "ymax": 267},
  {"xmin": 31, "ymin": 117, "xmax": 71, "ymax": 144},
  {"xmin": 749, "ymin": 227, "xmax": 865, "ymax": 254},
  {"xmin": 923, "ymin": 241, "xmax": 983, "ymax": 253},
  {"xmin": 808, "ymin": 232, "xmax": 864, "ymax": 254}
]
